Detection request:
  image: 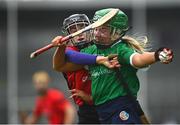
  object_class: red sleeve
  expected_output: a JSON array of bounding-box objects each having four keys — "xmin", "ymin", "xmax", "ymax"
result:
[
  {"xmin": 33, "ymin": 98, "xmax": 43, "ymax": 117},
  {"xmin": 66, "ymin": 46, "xmax": 79, "ymax": 51}
]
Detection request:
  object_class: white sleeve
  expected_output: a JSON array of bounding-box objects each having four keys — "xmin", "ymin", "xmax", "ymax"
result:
[
  {"xmin": 130, "ymin": 52, "xmax": 139, "ymax": 69},
  {"xmin": 129, "ymin": 52, "xmax": 151, "ymax": 70}
]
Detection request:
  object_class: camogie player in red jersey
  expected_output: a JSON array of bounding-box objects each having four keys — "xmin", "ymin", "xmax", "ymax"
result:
[
  {"xmin": 52, "ymin": 14, "xmax": 119, "ymax": 124},
  {"xmin": 19, "ymin": 71, "xmax": 75, "ymax": 124}
]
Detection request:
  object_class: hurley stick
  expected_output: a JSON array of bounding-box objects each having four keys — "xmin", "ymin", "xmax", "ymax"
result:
[{"xmin": 30, "ymin": 8, "xmax": 119, "ymax": 58}]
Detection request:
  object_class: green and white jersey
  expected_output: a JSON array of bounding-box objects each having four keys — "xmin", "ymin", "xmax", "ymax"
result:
[{"xmin": 81, "ymin": 40, "xmax": 140, "ymax": 105}]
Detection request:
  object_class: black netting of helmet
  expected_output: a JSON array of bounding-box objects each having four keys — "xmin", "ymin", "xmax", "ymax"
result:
[
  {"xmin": 61, "ymin": 14, "xmax": 93, "ymax": 49},
  {"xmin": 62, "ymin": 14, "xmax": 90, "ymax": 34}
]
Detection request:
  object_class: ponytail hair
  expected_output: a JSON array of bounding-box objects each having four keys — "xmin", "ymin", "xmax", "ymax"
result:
[
  {"xmin": 122, "ymin": 35, "xmax": 149, "ymax": 53},
  {"xmin": 110, "ymin": 28, "xmax": 150, "ymax": 53}
]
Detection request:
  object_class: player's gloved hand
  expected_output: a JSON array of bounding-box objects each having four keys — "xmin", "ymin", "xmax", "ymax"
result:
[
  {"xmin": 154, "ymin": 47, "xmax": 174, "ymax": 64},
  {"xmin": 96, "ymin": 54, "xmax": 120, "ymax": 69},
  {"xmin": 51, "ymin": 36, "xmax": 66, "ymax": 47},
  {"xmin": 108, "ymin": 54, "xmax": 121, "ymax": 68}
]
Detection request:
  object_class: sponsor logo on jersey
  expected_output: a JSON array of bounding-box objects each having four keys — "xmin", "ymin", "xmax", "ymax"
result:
[
  {"xmin": 91, "ymin": 68, "xmax": 114, "ymax": 77},
  {"xmin": 119, "ymin": 111, "xmax": 129, "ymax": 121}
]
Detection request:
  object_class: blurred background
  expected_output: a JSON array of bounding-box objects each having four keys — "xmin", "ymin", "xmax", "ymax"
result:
[{"xmin": 0, "ymin": 0, "xmax": 180, "ymax": 124}]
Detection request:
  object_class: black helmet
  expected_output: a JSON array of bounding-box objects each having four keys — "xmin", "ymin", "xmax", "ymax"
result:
[
  {"xmin": 63, "ymin": 14, "xmax": 90, "ymax": 32},
  {"xmin": 62, "ymin": 14, "xmax": 93, "ymax": 49}
]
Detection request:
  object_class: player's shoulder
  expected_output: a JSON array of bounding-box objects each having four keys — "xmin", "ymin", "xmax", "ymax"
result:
[
  {"xmin": 48, "ymin": 88, "xmax": 65, "ymax": 100},
  {"xmin": 115, "ymin": 39, "xmax": 128, "ymax": 46},
  {"xmin": 114, "ymin": 39, "xmax": 133, "ymax": 50}
]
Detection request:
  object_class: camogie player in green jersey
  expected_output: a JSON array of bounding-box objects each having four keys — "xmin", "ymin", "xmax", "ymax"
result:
[
  {"xmin": 80, "ymin": 8, "xmax": 173, "ymax": 124},
  {"xmin": 52, "ymin": 8, "xmax": 173, "ymax": 124}
]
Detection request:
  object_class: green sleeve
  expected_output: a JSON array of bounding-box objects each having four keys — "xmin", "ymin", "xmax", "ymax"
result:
[{"xmin": 118, "ymin": 43, "xmax": 136, "ymax": 65}]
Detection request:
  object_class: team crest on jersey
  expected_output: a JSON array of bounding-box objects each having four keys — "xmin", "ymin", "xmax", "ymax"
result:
[
  {"xmin": 119, "ymin": 111, "xmax": 129, "ymax": 121},
  {"xmin": 82, "ymin": 76, "xmax": 88, "ymax": 82}
]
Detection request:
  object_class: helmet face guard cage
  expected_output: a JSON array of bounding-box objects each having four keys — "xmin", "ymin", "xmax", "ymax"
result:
[
  {"xmin": 62, "ymin": 14, "xmax": 92, "ymax": 48},
  {"xmin": 64, "ymin": 21, "xmax": 89, "ymax": 34},
  {"xmin": 91, "ymin": 24, "xmax": 128, "ymax": 46},
  {"xmin": 92, "ymin": 8, "xmax": 129, "ymax": 46}
]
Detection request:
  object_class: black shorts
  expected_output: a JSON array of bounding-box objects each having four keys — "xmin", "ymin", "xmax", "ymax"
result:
[
  {"xmin": 95, "ymin": 96, "xmax": 142, "ymax": 124},
  {"xmin": 78, "ymin": 104, "xmax": 100, "ymax": 124}
]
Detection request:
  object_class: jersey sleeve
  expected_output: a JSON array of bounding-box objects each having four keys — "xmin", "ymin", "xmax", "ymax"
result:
[
  {"xmin": 65, "ymin": 49, "xmax": 97, "ymax": 65},
  {"xmin": 118, "ymin": 43, "xmax": 137, "ymax": 65}
]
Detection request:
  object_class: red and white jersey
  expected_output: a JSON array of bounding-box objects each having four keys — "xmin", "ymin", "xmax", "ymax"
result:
[{"xmin": 63, "ymin": 46, "xmax": 93, "ymax": 106}]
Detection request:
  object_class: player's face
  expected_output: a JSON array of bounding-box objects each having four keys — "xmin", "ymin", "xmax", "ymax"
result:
[
  {"xmin": 69, "ymin": 23, "xmax": 90, "ymax": 43},
  {"xmin": 33, "ymin": 77, "xmax": 49, "ymax": 94},
  {"xmin": 93, "ymin": 25, "xmax": 111, "ymax": 45}
]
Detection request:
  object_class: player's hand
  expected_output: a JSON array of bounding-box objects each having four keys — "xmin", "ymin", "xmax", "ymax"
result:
[
  {"xmin": 51, "ymin": 36, "xmax": 66, "ymax": 47},
  {"xmin": 155, "ymin": 47, "xmax": 174, "ymax": 64},
  {"xmin": 96, "ymin": 54, "xmax": 120, "ymax": 68},
  {"xmin": 69, "ymin": 89, "xmax": 92, "ymax": 103},
  {"xmin": 18, "ymin": 111, "xmax": 28, "ymax": 124}
]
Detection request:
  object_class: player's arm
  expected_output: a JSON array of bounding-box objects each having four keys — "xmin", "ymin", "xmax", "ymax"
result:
[
  {"xmin": 20, "ymin": 99, "xmax": 43, "ymax": 124},
  {"xmin": 131, "ymin": 48, "xmax": 173, "ymax": 68},
  {"xmin": 52, "ymin": 36, "xmax": 78, "ymax": 72},
  {"xmin": 131, "ymin": 52, "xmax": 156, "ymax": 68},
  {"xmin": 24, "ymin": 114, "xmax": 39, "ymax": 124},
  {"xmin": 53, "ymin": 47, "xmax": 119, "ymax": 72},
  {"xmin": 53, "ymin": 44, "xmax": 84, "ymax": 72},
  {"xmin": 52, "ymin": 36, "xmax": 120, "ymax": 72},
  {"xmin": 19, "ymin": 111, "xmax": 40, "ymax": 124},
  {"xmin": 63, "ymin": 101, "xmax": 76, "ymax": 124},
  {"xmin": 65, "ymin": 50, "xmax": 119, "ymax": 68}
]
